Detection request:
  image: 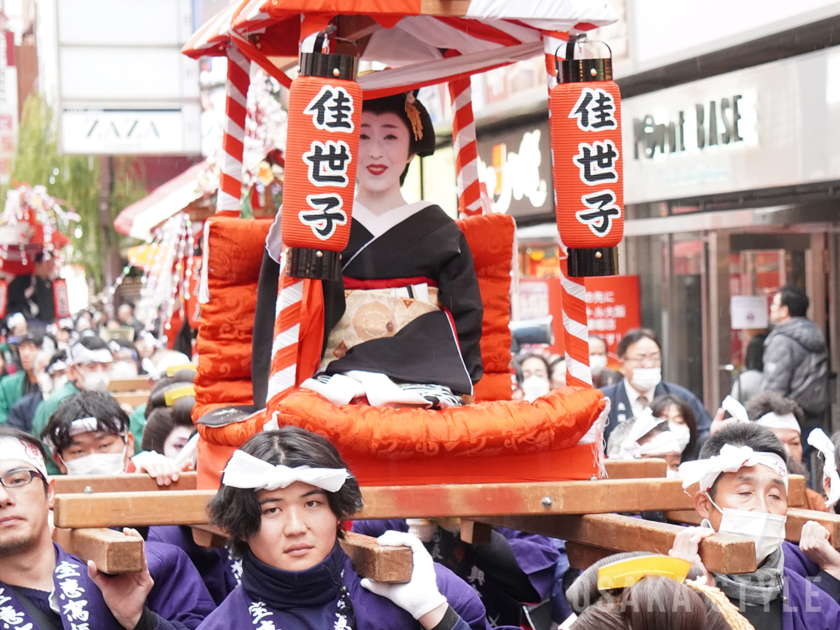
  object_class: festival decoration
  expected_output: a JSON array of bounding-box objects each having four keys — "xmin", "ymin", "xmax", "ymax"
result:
[
  {"xmin": 280, "ymin": 45, "xmax": 362, "ymax": 280},
  {"xmin": 217, "ymin": 47, "xmax": 252, "ymax": 217},
  {"xmin": 448, "ymin": 77, "xmax": 482, "ymax": 217},
  {"xmin": 550, "ymin": 35, "xmax": 623, "ymax": 277}
]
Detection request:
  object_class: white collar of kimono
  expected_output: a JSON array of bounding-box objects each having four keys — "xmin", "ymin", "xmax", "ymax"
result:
[
  {"xmin": 351, "ymin": 200, "xmax": 434, "ymax": 240},
  {"xmin": 0, "ymin": 436, "xmax": 48, "ymax": 478},
  {"xmin": 222, "ymin": 450, "xmax": 351, "ymax": 492},
  {"xmin": 808, "ymin": 428, "xmax": 840, "ymax": 509},
  {"xmin": 757, "ymin": 412, "xmax": 801, "ymax": 434},
  {"xmin": 678, "ymin": 444, "xmax": 788, "ymax": 492}
]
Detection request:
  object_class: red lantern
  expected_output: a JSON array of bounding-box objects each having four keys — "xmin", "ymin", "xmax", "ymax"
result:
[
  {"xmin": 281, "ymin": 53, "xmax": 362, "ymax": 280},
  {"xmin": 53, "ymin": 279, "xmax": 71, "ymax": 319},
  {"xmin": 550, "ymin": 38, "xmax": 623, "ymax": 277}
]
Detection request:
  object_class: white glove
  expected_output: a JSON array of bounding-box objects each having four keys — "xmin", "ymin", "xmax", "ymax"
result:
[{"xmin": 360, "ymin": 530, "xmax": 447, "ymax": 619}]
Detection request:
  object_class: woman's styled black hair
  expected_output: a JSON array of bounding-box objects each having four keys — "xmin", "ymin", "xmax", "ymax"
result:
[
  {"xmin": 144, "ymin": 371, "xmax": 196, "ymax": 420},
  {"xmin": 141, "ymin": 397, "xmax": 196, "ymax": 454},
  {"xmin": 362, "ymin": 92, "xmax": 435, "ymax": 185},
  {"xmin": 42, "ymin": 391, "xmax": 130, "ymax": 454},
  {"xmin": 650, "ymin": 394, "xmax": 698, "ymax": 462},
  {"xmin": 208, "ymin": 427, "xmax": 364, "ymax": 559}
]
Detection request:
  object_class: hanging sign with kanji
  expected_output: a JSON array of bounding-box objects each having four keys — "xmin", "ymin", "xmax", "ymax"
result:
[
  {"xmin": 550, "ymin": 82, "xmax": 624, "ymax": 250},
  {"xmin": 281, "ymin": 76, "xmax": 363, "ymax": 251},
  {"xmin": 53, "ymin": 278, "xmax": 71, "ymax": 319}
]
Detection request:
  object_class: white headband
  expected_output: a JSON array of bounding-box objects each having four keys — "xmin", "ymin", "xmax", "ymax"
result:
[
  {"xmin": 68, "ymin": 417, "xmax": 102, "ymax": 437},
  {"xmin": 679, "ymin": 444, "xmax": 788, "ymax": 492},
  {"xmin": 67, "ymin": 343, "xmax": 112, "ymax": 366},
  {"xmin": 0, "ymin": 436, "xmax": 48, "ymax": 478},
  {"xmin": 808, "ymin": 429, "xmax": 840, "ymax": 509},
  {"xmin": 619, "ymin": 430, "xmax": 682, "ymax": 459},
  {"xmin": 757, "ymin": 412, "xmax": 801, "ymax": 434},
  {"xmin": 48, "ymin": 359, "xmax": 68, "ymax": 374},
  {"xmin": 222, "ymin": 450, "xmax": 351, "ymax": 492},
  {"xmin": 721, "ymin": 395, "xmax": 749, "ymax": 423}
]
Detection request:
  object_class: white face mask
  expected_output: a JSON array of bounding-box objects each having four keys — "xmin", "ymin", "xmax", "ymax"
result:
[
  {"xmin": 669, "ymin": 422, "xmax": 691, "ymax": 452},
  {"xmin": 61, "ymin": 448, "xmax": 126, "ymax": 476},
  {"xmin": 36, "ymin": 372, "xmax": 53, "ymax": 397},
  {"xmin": 81, "ymin": 370, "xmax": 110, "ymax": 393},
  {"xmin": 110, "ymin": 361, "xmax": 138, "ymax": 378},
  {"xmin": 590, "ymin": 354, "xmax": 608, "ymax": 377},
  {"xmin": 522, "ymin": 376, "xmax": 550, "ymax": 402},
  {"xmin": 707, "ymin": 494, "xmax": 787, "ymax": 563},
  {"xmin": 631, "ymin": 367, "xmax": 661, "ymax": 392}
]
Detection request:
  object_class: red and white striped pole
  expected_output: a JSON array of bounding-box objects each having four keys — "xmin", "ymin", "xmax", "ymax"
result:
[
  {"xmin": 448, "ymin": 77, "xmax": 483, "ymax": 217},
  {"xmin": 217, "ymin": 47, "xmax": 251, "ymax": 217},
  {"xmin": 544, "ymin": 33, "xmax": 592, "ymax": 388},
  {"xmin": 266, "ymin": 264, "xmax": 305, "ymax": 406}
]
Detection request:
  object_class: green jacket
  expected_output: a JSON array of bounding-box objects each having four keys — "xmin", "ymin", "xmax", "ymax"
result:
[
  {"xmin": 32, "ymin": 381, "xmax": 81, "ymax": 474},
  {"xmin": 0, "ymin": 372, "xmax": 28, "ymax": 424},
  {"xmin": 129, "ymin": 403, "xmax": 147, "ymax": 455}
]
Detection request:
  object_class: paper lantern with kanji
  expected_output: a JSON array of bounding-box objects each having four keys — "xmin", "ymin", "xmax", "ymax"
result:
[
  {"xmin": 550, "ymin": 39, "xmax": 623, "ymax": 277},
  {"xmin": 281, "ymin": 52, "xmax": 362, "ymax": 280}
]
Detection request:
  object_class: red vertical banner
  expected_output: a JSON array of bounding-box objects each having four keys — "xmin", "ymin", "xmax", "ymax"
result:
[
  {"xmin": 52, "ymin": 279, "xmax": 71, "ymax": 319},
  {"xmin": 281, "ymin": 76, "xmax": 362, "ymax": 253},
  {"xmin": 0, "ymin": 280, "xmax": 7, "ymax": 319},
  {"xmin": 583, "ymin": 275, "xmax": 641, "ymax": 358},
  {"xmin": 550, "ymin": 81, "xmax": 624, "ymax": 262},
  {"xmin": 186, "ymin": 256, "xmax": 201, "ymax": 328}
]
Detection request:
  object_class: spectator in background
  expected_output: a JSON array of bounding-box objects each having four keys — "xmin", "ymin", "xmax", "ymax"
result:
[
  {"xmin": 5, "ymin": 350, "xmax": 58, "ymax": 434},
  {"xmin": 600, "ymin": 329, "xmax": 712, "ymax": 444},
  {"xmin": 118, "ymin": 302, "xmax": 145, "ymax": 338},
  {"xmin": 108, "ymin": 338, "xmax": 141, "ymax": 378},
  {"xmin": 549, "ymin": 356, "xmax": 566, "ymax": 390},
  {"xmin": 763, "ymin": 285, "xmax": 829, "ymax": 433},
  {"xmin": 517, "ymin": 353, "xmax": 552, "ymax": 402},
  {"xmin": 731, "ymin": 333, "xmax": 767, "ymax": 404},
  {"xmin": 6, "ymin": 312, "xmax": 27, "ymax": 338},
  {"xmin": 650, "ymin": 393, "xmax": 698, "ymax": 462},
  {"xmin": 589, "ymin": 334, "xmax": 622, "ymax": 389},
  {"xmin": 0, "ymin": 332, "xmax": 42, "ymax": 424},
  {"xmin": 6, "ymin": 253, "xmax": 58, "ymax": 324}
]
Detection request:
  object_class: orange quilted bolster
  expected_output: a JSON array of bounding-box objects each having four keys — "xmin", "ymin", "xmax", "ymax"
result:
[
  {"xmin": 268, "ymin": 386, "xmax": 604, "ymax": 458},
  {"xmin": 456, "ymin": 214, "xmax": 514, "ymax": 401},
  {"xmin": 193, "ymin": 218, "xmax": 272, "ymax": 422}
]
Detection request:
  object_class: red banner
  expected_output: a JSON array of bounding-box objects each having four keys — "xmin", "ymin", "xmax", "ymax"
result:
[
  {"xmin": 550, "ymin": 81, "xmax": 624, "ymax": 249},
  {"xmin": 583, "ymin": 275, "xmax": 641, "ymax": 357},
  {"xmin": 53, "ymin": 278, "xmax": 71, "ymax": 319},
  {"xmin": 0, "ymin": 280, "xmax": 7, "ymax": 320},
  {"xmin": 281, "ymin": 76, "xmax": 363, "ymax": 252}
]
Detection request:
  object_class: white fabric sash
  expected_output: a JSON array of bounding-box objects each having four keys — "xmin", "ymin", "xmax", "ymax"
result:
[
  {"xmin": 679, "ymin": 444, "xmax": 788, "ymax": 492},
  {"xmin": 222, "ymin": 450, "xmax": 350, "ymax": 492},
  {"xmin": 0, "ymin": 436, "xmax": 48, "ymax": 477},
  {"xmin": 67, "ymin": 344, "xmax": 112, "ymax": 366},
  {"xmin": 721, "ymin": 395, "xmax": 749, "ymax": 423},
  {"xmin": 808, "ymin": 428, "xmax": 840, "ymax": 509},
  {"xmin": 757, "ymin": 412, "xmax": 801, "ymax": 434}
]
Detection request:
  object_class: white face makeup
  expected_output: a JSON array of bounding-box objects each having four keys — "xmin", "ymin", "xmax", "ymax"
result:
[{"xmin": 357, "ymin": 111, "xmax": 413, "ymax": 197}]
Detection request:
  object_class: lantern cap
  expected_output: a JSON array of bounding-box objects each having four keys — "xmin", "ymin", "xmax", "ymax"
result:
[
  {"xmin": 557, "ymin": 34, "xmax": 613, "ymax": 84},
  {"xmin": 286, "ymin": 248, "xmax": 342, "ymax": 280},
  {"xmin": 567, "ymin": 247, "xmax": 619, "ymax": 277},
  {"xmin": 300, "ymin": 52, "xmax": 358, "ymax": 81}
]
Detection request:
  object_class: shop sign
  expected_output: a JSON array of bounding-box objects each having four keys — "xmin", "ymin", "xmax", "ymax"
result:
[
  {"xmin": 730, "ymin": 295, "xmax": 769, "ymax": 330},
  {"xmin": 476, "ymin": 118, "xmax": 551, "ymax": 219},
  {"xmin": 584, "ymin": 275, "xmax": 641, "ymax": 355}
]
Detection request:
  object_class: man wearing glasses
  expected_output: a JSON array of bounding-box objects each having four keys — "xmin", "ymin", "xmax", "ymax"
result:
[
  {"xmin": 0, "ymin": 426, "xmax": 198, "ymax": 630},
  {"xmin": 599, "ymin": 328, "xmax": 712, "ymax": 445}
]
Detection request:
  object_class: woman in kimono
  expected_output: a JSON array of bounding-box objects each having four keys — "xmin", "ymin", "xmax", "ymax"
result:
[
  {"xmin": 297, "ymin": 92, "xmax": 483, "ymax": 409},
  {"xmin": 198, "ymin": 426, "xmax": 494, "ymax": 630}
]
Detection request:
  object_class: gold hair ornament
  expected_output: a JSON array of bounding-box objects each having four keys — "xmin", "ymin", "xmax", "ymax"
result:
[
  {"xmin": 405, "ymin": 93, "xmax": 423, "ymax": 141},
  {"xmin": 164, "ymin": 385, "xmax": 196, "ymax": 407},
  {"xmin": 166, "ymin": 363, "xmax": 197, "ymax": 377}
]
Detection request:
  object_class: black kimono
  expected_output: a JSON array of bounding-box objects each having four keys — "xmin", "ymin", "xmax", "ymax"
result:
[{"xmin": 320, "ymin": 201, "xmax": 483, "ymax": 395}]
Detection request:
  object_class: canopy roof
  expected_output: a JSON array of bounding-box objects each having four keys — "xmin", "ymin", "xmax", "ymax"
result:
[{"xmin": 184, "ymin": 0, "xmax": 618, "ymax": 97}]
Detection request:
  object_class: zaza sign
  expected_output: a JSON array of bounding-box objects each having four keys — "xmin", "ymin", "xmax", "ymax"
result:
[{"xmin": 632, "ymin": 94, "xmax": 757, "ymax": 159}]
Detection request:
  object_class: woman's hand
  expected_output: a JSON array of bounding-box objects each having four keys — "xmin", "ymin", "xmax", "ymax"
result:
[
  {"xmin": 87, "ymin": 529, "xmax": 154, "ymax": 629},
  {"xmin": 800, "ymin": 521, "xmax": 840, "ymax": 581},
  {"xmin": 361, "ymin": 531, "xmax": 448, "ymax": 628},
  {"xmin": 669, "ymin": 526, "xmax": 715, "ymax": 585}
]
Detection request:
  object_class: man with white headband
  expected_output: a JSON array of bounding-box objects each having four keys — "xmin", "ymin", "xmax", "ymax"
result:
[
  {"xmin": 670, "ymin": 422, "xmax": 840, "ymax": 627},
  {"xmin": 199, "ymin": 426, "xmax": 496, "ymax": 630},
  {"xmin": 30, "ymin": 336, "xmax": 113, "ymax": 473},
  {"xmin": 0, "ymin": 425, "xmax": 213, "ymax": 630},
  {"xmin": 608, "ymin": 408, "xmax": 683, "ymax": 475}
]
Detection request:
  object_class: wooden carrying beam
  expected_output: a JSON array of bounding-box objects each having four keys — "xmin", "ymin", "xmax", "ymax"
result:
[
  {"xmin": 603, "ymin": 459, "xmax": 666, "ymax": 479},
  {"xmin": 666, "ymin": 507, "xmax": 840, "ymax": 547},
  {"xmin": 340, "ymin": 532, "xmax": 413, "ymax": 583},
  {"xmin": 108, "ymin": 376, "xmax": 151, "ymax": 392},
  {"xmin": 479, "ymin": 513, "xmax": 757, "ymax": 574},
  {"xmin": 567, "ymin": 541, "xmax": 619, "ymax": 570},
  {"xmin": 53, "ymin": 528, "xmax": 144, "ymax": 574},
  {"xmin": 53, "ymin": 472, "xmax": 198, "ymax": 495}
]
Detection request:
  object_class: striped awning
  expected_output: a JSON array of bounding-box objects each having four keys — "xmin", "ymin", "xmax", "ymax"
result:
[{"xmin": 183, "ymin": 0, "xmax": 618, "ymax": 96}]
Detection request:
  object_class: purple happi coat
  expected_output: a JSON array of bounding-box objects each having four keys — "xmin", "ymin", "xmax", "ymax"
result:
[
  {"xmin": 148, "ymin": 526, "xmax": 240, "ymax": 605},
  {"xmin": 0, "ymin": 544, "xmax": 123, "ymax": 630},
  {"xmin": 781, "ymin": 567, "xmax": 840, "ymax": 630},
  {"xmin": 197, "ymin": 541, "xmax": 489, "ymax": 630},
  {"xmin": 144, "ymin": 541, "xmax": 217, "ymax": 629}
]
